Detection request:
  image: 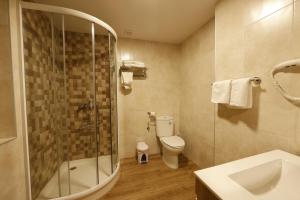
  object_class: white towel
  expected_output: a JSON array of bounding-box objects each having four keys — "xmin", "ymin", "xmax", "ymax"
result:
[
  {"xmin": 123, "ymin": 60, "xmax": 145, "ymax": 68},
  {"xmin": 121, "ymin": 72, "xmax": 133, "ymax": 90},
  {"xmin": 211, "ymin": 80, "xmax": 232, "ymax": 104},
  {"xmin": 229, "ymin": 78, "xmax": 253, "ymax": 109}
]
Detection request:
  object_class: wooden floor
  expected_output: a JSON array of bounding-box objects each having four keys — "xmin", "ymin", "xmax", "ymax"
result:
[{"xmin": 100, "ymin": 155, "xmax": 199, "ymax": 200}]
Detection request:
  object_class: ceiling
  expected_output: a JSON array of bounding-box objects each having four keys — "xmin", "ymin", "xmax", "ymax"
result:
[{"xmin": 35, "ymin": 0, "xmax": 217, "ymax": 44}]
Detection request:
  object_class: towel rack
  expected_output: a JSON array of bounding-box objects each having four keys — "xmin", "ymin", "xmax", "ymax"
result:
[
  {"xmin": 211, "ymin": 77, "xmax": 262, "ymax": 85},
  {"xmin": 250, "ymin": 77, "xmax": 261, "ymax": 85},
  {"xmin": 119, "ymin": 65, "xmax": 147, "ymax": 78}
]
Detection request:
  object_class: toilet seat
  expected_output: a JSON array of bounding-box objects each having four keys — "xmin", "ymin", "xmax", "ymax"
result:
[{"xmin": 160, "ymin": 136, "xmax": 185, "ymax": 149}]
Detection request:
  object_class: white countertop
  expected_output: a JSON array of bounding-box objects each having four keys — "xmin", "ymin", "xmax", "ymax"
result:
[{"xmin": 194, "ymin": 150, "xmax": 300, "ymax": 200}]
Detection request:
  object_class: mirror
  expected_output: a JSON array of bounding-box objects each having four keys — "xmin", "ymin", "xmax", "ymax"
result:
[{"xmin": 0, "ymin": 0, "xmax": 17, "ymax": 143}]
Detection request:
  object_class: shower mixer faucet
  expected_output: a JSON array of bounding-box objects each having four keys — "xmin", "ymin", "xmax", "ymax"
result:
[{"xmin": 77, "ymin": 102, "xmax": 92, "ymax": 113}]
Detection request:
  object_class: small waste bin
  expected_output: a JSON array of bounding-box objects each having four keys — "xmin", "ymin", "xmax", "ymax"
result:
[{"xmin": 136, "ymin": 141, "xmax": 149, "ymax": 164}]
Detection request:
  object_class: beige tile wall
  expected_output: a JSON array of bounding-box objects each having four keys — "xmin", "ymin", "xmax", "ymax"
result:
[
  {"xmin": 0, "ymin": 0, "xmax": 28, "ymax": 200},
  {"xmin": 214, "ymin": 0, "xmax": 300, "ymax": 164},
  {"xmin": 0, "ymin": 140, "xmax": 27, "ymax": 200},
  {"xmin": 116, "ymin": 0, "xmax": 300, "ymax": 167},
  {"xmin": 179, "ymin": 20, "xmax": 215, "ymax": 168},
  {"xmin": 117, "ymin": 38, "xmax": 181, "ymax": 158},
  {"xmin": 0, "ymin": 0, "xmax": 16, "ymax": 139}
]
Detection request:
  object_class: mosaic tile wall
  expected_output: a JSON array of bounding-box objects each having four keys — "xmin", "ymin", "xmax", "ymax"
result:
[
  {"xmin": 64, "ymin": 31, "xmax": 112, "ymax": 160},
  {"xmin": 23, "ymin": 9, "xmax": 62, "ymax": 199},
  {"xmin": 23, "ymin": 10, "xmax": 113, "ymax": 199}
]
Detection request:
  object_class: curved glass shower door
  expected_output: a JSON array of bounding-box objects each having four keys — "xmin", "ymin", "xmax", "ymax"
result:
[
  {"xmin": 94, "ymin": 25, "xmax": 112, "ymax": 179},
  {"xmin": 22, "ymin": 9, "xmax": 72, "ymax": 199},
  {"xmin": 109, "ymin": 33, "xmax": 118, "ymax": 172},
  {"xmin": 21, "ymin": 4, "xmax": 118, "ymax": 200},
  {"xmin": 63, "ymin": 14, "xmax": 99, "ymax": 195}
]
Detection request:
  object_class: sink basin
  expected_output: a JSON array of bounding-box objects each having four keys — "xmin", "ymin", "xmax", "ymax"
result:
[
  {"xmin": 195, "ymin": 150, "xmax": 300, "ymax": 200},
  {"xmin": 229, "ymin": 159, "xmax": 300, "ymax": 200}
]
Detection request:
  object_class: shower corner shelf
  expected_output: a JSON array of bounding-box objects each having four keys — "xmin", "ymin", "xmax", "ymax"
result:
[{"xmin": 119, "ymin": 65, "xmax": 147, "ymax": 79}]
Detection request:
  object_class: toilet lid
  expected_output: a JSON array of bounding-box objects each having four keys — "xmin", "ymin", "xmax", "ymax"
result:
[{"xmin": 161, "ymin": 136, "xmax": 185, "ymax": 148}]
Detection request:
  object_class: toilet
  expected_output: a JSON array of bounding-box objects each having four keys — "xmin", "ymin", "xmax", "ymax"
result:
[{"xmin": 156, "ymin": 116, "xmax": 185, "ymax": 169}]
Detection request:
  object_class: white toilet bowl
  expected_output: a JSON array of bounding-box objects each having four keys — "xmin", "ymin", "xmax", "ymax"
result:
[{"xmin": 160, "ymin": 136, "xmax": 185, "ymax": 169}]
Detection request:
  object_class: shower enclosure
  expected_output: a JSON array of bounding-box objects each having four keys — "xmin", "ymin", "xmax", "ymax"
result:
[{"xmin": 20, "ymin": 2, "xmax": 118, "ymax": 200}]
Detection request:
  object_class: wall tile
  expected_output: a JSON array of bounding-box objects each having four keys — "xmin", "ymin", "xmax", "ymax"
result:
[
  {"xmin": 118, "ymin": 38, "xmax": 181, "ymax": 158},
  {"xmin": 244, "ymin": 4, "xmax": 294, "ymax": 76},
  {"xmin": 215, "ymin": 0, "xmax": 300, "ymax": 165},
  {"xmin": 179, "ymin": 20, "xmax": 215, "ymax": 168}
]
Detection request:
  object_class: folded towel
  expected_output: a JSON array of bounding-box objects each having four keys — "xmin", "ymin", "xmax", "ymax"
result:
[
  {"xmin": 121, "ymin": 72, "xmax": 133, "ymax": 90},
  {"xmin": 123, "ymin": 60, "xmax": 145, "ymax": 68},
  {"xmin": 229, "ymin": 78, "xmax": 252, "ymax": 109},
  {"xmin": 211, "ymin": 80, "xmax": 232, "ymax": 104}
]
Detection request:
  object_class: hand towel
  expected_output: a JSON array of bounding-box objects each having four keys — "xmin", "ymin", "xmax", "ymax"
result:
[
  {"xmin": 123, "ymin": 60, "xmax": 145, "ymax": 68},
  {"xmin": 121, "ymin": 72, "xmax": 133, "ymax": 90},
  {"xmin": 229, "ymin": 78, "xmax": 252, "ymax": 109},
  {"xmin": 211, "ymin": 80, "xmax": 232, "ymax": 104}
]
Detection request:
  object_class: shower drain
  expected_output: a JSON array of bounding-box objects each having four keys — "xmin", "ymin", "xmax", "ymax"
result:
[{"xmin": 69, "ymin": 166, "xmax": 77, "ymax": 171}]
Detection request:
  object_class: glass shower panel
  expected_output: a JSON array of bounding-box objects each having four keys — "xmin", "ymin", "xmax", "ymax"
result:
[
  {"xmin": 54, "ymin": 14, "xmax": 70, "ymax": 197},
  {"xmin": 94, "ymin": 25, "xmax": 113, "ymax": 177},
  {"xmin": 22, "ymin": 3, "xmax": 120, "ymax": 199},
  {"xmin": 22, "ymin": 9, "xmax": 62, "ymax": 199},
  {"xmin": 109, "ymin": 33, "xmax": 118, "ymax": 172},
  {"xmin": 63, "ymin": 15, "xmax": 98, "ymax": 194}
]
